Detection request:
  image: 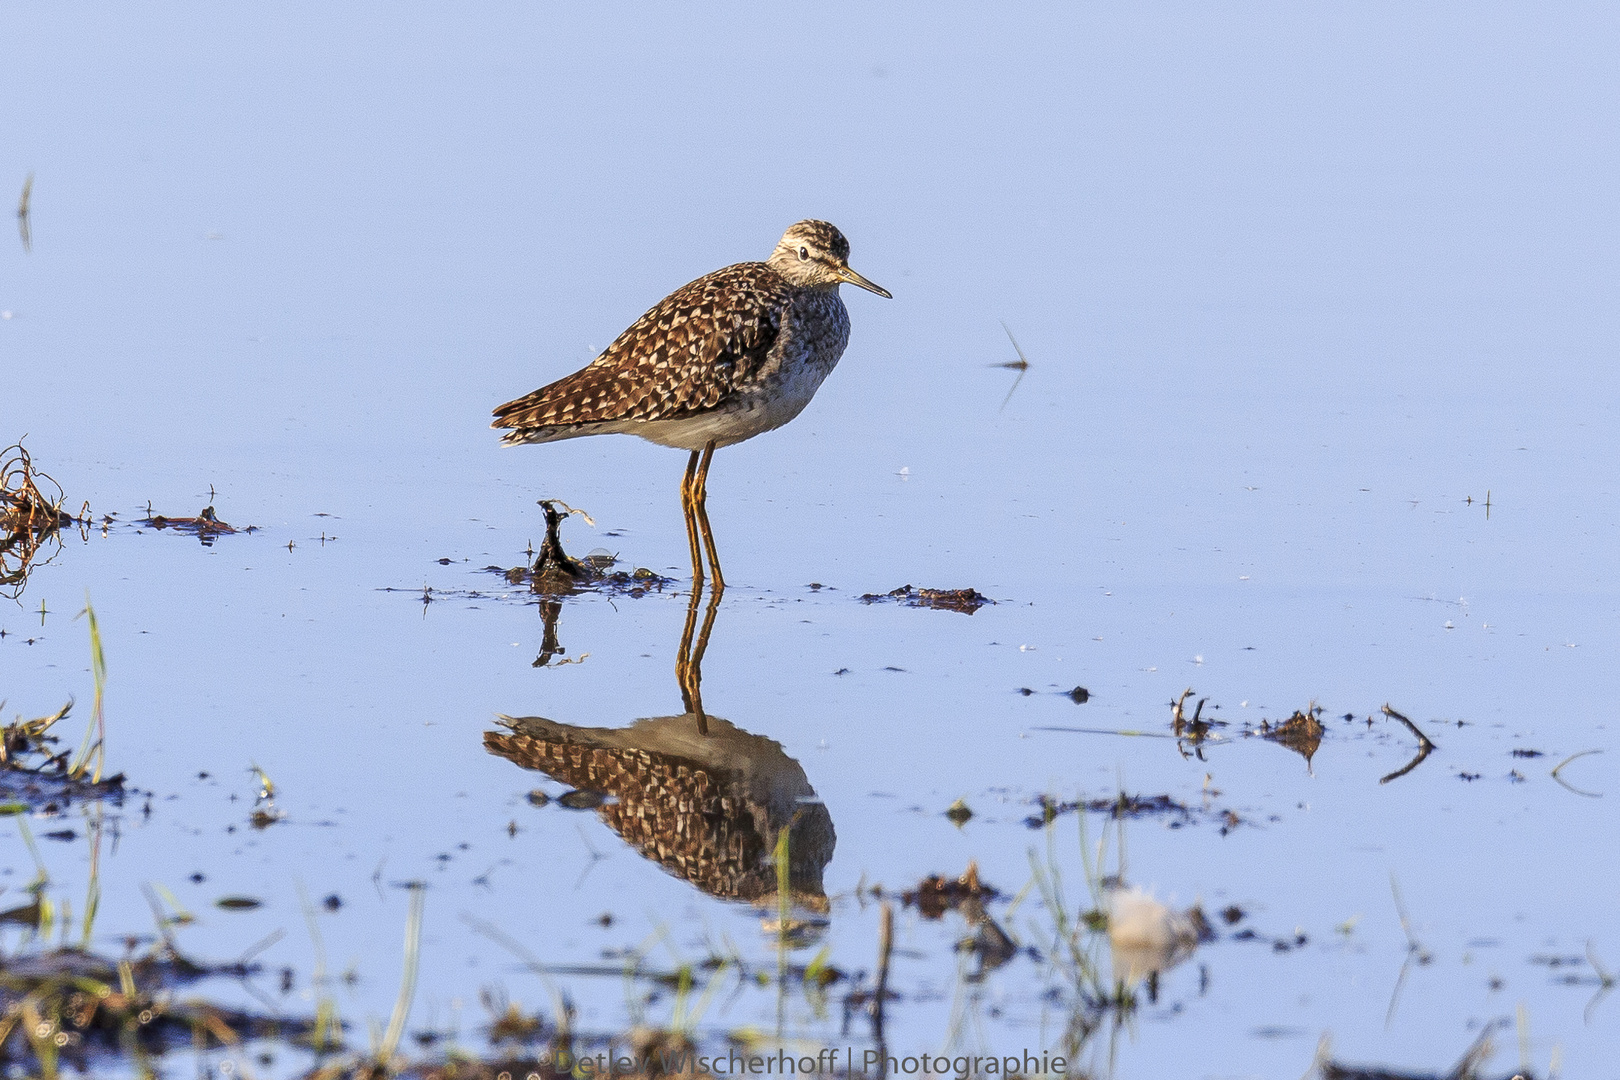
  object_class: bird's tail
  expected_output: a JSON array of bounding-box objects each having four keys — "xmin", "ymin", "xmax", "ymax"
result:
[{"xmin": 495, "ymin": 422, "xmax": 603, "ymax": 446}]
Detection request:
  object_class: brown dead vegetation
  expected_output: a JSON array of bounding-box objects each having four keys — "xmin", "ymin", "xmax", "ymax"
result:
[{"xmin": 0, "ymin": 441, "xmax": 85, "ymax": 600}]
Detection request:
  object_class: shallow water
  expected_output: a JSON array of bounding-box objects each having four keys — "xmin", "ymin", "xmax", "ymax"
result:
[{"xmin": 3, "ymin": 3, "xmax": 1618, "ymax": 1077}]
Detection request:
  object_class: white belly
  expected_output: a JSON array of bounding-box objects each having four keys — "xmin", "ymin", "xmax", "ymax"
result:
[{"xmin": 630, "ymin": 359, "xmax": 836, "ymax": 450}]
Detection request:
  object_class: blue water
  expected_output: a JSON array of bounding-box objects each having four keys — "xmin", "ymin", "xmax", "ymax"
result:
[{"xmin": 3, "ymin": 4, "xmax": 1617, "ymax": 1076}]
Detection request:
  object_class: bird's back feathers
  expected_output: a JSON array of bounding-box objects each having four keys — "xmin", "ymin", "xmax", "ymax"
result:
[{"xmin": 492, "ymin": 262, "xmax": 788, "ymax": 441}]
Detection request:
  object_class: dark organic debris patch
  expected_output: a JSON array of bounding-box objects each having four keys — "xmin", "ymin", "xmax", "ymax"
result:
[
  {"xmin": 213, "ymin": 895, "xmax": 264, "ymax": 911},
  {"xmin": 0, "ymin": 937, "xmax": 315, "ymax": 1073},
  {"xmin": 1170, "ymin": 690, "xmax": 1440, "ymax": 780},
  {"xmin": 1168, "ymin": 688, "xmax": 1229, "ymax": 759},
  {"xmin": 483, "ymin": 500, "xmax": 675, "ymax": 598},
  {"xmin": 0, "ymin": 441, "xmax": 78, "ymax": 536},
  {"xmin": 0, "ymin": 701, "xmax": 125, "ymax": 807},
  {"xmin": 1311, "ymin": 1017, "xmax": 1531, "ymax": 1080},
  {"xmin": 137, "ymin": 504, "xmax": 243, "ymax": 545},
  {"xmin": 900, "ymin": 861, "xmax": 999, "ymax": 920},
  {"xmin": 555, "ymin": 789, "xmax": 610, "ymax": 810},
  {"xmin": 893, "ymin": 862, "xmax": 1016, "ymax": 980},
  {"xmin": 495, "ymin": 563, "xmax": 675, "ymax": 597},
  {"xmin": 859, "ymin": 584, "xmax": 993, "ymax": 614},
  {"xmin": 1254, "ymin": 705, "xmax": 1325, "ymax": 770},
  {"xmin": 1026, "ymin": 791, "xmax": 1193, "ymax": 829}
]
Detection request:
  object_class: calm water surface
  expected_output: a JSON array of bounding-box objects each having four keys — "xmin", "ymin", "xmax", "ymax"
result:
[{"xmin": 3, "ymin": 4, "xmax": 1617, "ymax": 1077}]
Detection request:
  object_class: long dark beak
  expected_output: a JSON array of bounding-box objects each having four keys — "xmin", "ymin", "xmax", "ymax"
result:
[{"xmin": 835, "ymin": 263, "xmax": 893, "ymax": 299}]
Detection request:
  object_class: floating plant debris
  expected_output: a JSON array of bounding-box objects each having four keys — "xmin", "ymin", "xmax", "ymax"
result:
[
  {"xmin": 1256, "ymin": 706, "xmax": 1326, "ymax": 770},
  {"xmin": 0, "ymin": 440, "xmax": 87, "ymax": 600},
  {"xmin": 858, "ymin": 584, "xmax": 993, "ymax": 614},
  {"xmin": 0, "ymin": 701, "xmax": 125, "ymax": 806},
  {"xmin": 137, "ymin": 505, "xmax": 240, "ymax": 544},
  {"xmin": 901, "ymin": 861, "xmax": 998, "ymax": 919}
]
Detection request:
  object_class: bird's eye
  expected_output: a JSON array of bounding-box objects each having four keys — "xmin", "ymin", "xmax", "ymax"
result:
[{"xmin": 798, "ymin": 246, "xmax": 809, "ymax": 261}]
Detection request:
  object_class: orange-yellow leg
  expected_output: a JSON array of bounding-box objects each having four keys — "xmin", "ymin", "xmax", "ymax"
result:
[
  {"xmin": 680, "ymin": 449, "xmax": 704, "ymax": 590},
  {"xmin": 691, "ymin": 441, "xmax": 724, "ymax": 592}
]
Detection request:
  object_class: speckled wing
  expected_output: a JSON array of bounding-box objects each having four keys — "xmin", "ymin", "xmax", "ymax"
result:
[{"xmin": 492, "ymin": 262, "xmax": 787, "ymax": 442}]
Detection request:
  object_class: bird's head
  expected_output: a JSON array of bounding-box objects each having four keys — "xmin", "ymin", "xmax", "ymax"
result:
[{"xmin": 767, "ymin": 220, "xmax": 892, "ymax": 298}]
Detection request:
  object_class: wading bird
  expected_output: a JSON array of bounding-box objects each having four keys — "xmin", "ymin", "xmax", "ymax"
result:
[{"xmin": 493, "ymin": 220, "xmax": 890, "ymax": 591}]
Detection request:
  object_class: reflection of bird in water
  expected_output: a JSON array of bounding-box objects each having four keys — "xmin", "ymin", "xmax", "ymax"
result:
[
  {"xmin": 486, "ymin": 713, "xmax": 835, "ymax": 911},
  {"xmin": 1106, "ymin": 887, "xmax": 1208, "ymax": 992},
  {"xmin": 487, "ymin": 583, "xmax": 833, "ymax": 909},
  {"xmin": 492, "ymin": 220, "xmax": 890, "ymax": 591}
]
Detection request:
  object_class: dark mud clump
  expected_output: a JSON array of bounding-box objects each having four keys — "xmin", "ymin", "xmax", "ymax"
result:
[
  {"xmin": 138, "ymin": 504, "xmax": 240, "ymax": 545},
  {"xmin": 0, "ymin": 939, "xmax": 314, "ymax": 1072},
  {"xmin": 1255, "ymin": 706, "xmax": 1325, "ymax": 769},
  {"xmin": 525, "ymin": 499, "xmax": 593, "ymax": 587},
  {"xmin": 496, "ymin": 563, "xmax": 675, "ymax": 597},
  {"xmin": 0, "ymin": 702, "xmax": 125, "ymax": 807},
  {"xmin": 1025, "ymin": 791, "xmax": 1192, "ymax": 829},
  {"xmin": 859, "ymin": 584, "xmax": 993, "ymax": 614},
  {"xmin": 492, "ymin": 500, "xmax": 674, "ymax": 597},
  {"xmin": 900, "ymin": 861, "xmax": 999, "ymax": 919},
  {"xmin": 898, "ymin": 863, "xmax": 1016, "ymax": 977},
  {"xmin": 1310, "ymin": 1019, "xmax": 1526, "ymax": 1079}
]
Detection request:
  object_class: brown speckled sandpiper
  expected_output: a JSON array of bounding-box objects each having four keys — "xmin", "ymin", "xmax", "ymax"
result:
[{"xmin": 493, "ymin": 220, "xmax": 890, "ymax": 591}]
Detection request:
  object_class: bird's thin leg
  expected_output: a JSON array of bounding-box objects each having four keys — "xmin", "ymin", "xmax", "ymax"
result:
[
  {"xmin": 692, "ymin": 441, "xmax": 724, "ymax": 592},
  {"xmin": 680, "ymin": 449, "xmax": 704, "ymax": 590}
]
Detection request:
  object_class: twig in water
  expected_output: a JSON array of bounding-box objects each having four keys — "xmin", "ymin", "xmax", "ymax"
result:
[
  {"xmin": 995, "ymin": 322, "xmax": 1029, "ymax": 412},
  {"xmin": 1586, "ymin": 941, "xmax": 1615, "ymax": 1024},
  {"xmin": 1381, "ymin": 704, "xmax": 1435, "ymax": 750},
  {"xmin": 572, "ymin": 824, "xmax": 607, "ymax": 891},
  {"xmin": 16, "ymin": 173, "xmax": 31, "ymax": 254},
  {"xmin": 1170, "ymin": 689, "xmax": 1194, "ymax": 734},
  {"xmin": 1551, "ymin": 749, "xmax": 1603, "ymax": 798},
  {"xmin": 1378, "ymin": 704, "xmax": 1435, "ymax": 785}
]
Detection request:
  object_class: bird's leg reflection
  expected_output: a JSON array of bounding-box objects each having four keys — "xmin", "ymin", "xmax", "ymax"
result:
[{"xmin": 676, "ymin": 579, "xmax": 722, "ymax": 735}]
